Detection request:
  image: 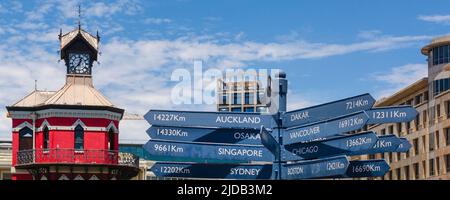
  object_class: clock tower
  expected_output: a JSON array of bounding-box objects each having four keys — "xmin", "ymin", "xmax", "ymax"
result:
[
  {"xmin": 59, "ymin": 26, "xmax": 99, "ymax": 75},
  {"xmin": 6, "ymin": 24, "xmax": 140, "ymax": 180}
]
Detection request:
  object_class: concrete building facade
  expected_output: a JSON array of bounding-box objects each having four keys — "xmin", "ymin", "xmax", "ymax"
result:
[{"xmin": 355, "ymin": 35, "xmax": 450, "ymax": 180}]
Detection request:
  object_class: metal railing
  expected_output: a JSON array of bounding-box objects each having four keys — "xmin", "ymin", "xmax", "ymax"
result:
[{"xmin": 17, "ymin": 148, "xmax": 139, "ymax": 168}]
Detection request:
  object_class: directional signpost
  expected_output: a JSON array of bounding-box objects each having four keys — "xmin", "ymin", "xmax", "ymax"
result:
[
  {"xmin": 143, "ymin": 73, "xmax": 417, "ymax": 180},
  {"xmin": 283, "ymin": 131, "xmax": 378, "ymax": 160},
  {"xmin": 282, "ymin": 93, "xmax": 376, "ymax": 128},
  {"xmin": 343, "ymin": 159, "xmax": 390, "ymax": 178},
  {"xmin": 281, "ymin": 156, "xmax": 349, "ymax": 180},
  {"xmin": 144, "ymin": 140, "xmax": 274, "ymax": 162},
  {"xmin": 150, "ymin": 162, "xmax": 273, "ymax": 179},
  {"xmin": 147, "ymin": 126, "xmax": 262, "ymax": 145}
]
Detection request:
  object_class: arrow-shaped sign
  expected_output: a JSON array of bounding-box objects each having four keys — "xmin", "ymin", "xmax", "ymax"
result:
[
  {"xmin": 396, "ymin": 138, "xmax": 412, "ymax": 153},
  {"xmin": 147, "ymin": 126, "xmax": 262, "ymax": 145},
  {"xmin": 150, "ymin": 162, "xmax": 273, "ymax": 179},
  {"xmin": 283, "ymin": 112, "xmax": 369, "ymax": 145},
  {"xmin": 283, "ymin": 106, "xmax": 418, "ymax": 145},
  {"xmin": 281, "ymin": 156, "xmax": 349, "ymax": 180},
  {"xmin": 283, "ymin": 131, "xmax": 378, "ymax": 160},
  {"xmin": 343, "ymin": 159, "xmax": 390, "ymax": 178},
  {"xmin": 357, "ymin": 134, "xmax": 403, "ymax": 155},
  {"xmin": 282, "ymin": 93, "xmax": 375, "ymax": 128},
  {"xmin": 145, "ymin": 110, "xmax": 275, "ymax": 129},
  {"xmin": 144, "ymin": 140, "xmax": 274, "ymax": 162},
  {"xmin": 366, "ymin": 106, "xmax": 418, "ymax": 124}
]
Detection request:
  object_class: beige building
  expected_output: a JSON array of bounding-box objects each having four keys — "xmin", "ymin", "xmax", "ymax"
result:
[
  {"xmin": 354, "ymin": 35, "xmax": 450, "ymax": 180},
  {"xmin": 0, "ymin": 140, "xmax": 12, "ymax": 180},
  {"xmin": 216, "ymin": 76, "xmax": 271, "ymax": 113}
]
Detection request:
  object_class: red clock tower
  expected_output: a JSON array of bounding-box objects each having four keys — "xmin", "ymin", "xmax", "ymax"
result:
[{"xmin": 5, "ymin": 26, "xmax": 139, "ymax": 180}]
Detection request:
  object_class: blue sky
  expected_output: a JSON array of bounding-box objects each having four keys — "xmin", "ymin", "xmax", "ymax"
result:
[{"xmin": 1, "ymin": 0, "xmax": 450, "ymax": 142}]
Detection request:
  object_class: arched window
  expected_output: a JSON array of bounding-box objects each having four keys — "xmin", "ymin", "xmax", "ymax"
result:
[
  {"xmin": 74, "ymin": 125, "xmax": 84, "ymax": 150},
  {"xmin": 19, "ymin": 127, "xmax": 33, "ymax": 151},
  {"xmin": 43, "ymin": 126, "xmax": 49, "ymax": 150},
  {"xmin": 108, "ymin": 129, "xmax": 115, "ymax": 151}
]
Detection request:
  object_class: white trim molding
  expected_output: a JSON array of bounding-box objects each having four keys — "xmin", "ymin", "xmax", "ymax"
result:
[
  {"xmin": 12, "ymin": 121, "xmax": 33, "ymax": 132},
  {"xmin": 8, "ymin": 108, "xmax": 122, "ymax": 121}
]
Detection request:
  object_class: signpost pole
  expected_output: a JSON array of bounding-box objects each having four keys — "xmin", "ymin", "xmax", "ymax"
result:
[{"xmin": 273, "ymin": 71, "xmax": 287, "ymax": 180}]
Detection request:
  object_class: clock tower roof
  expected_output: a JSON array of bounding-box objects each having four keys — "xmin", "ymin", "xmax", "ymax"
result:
[{"xmin": 59, "ymin": 28, "xmax": 99, "ymax": 61}]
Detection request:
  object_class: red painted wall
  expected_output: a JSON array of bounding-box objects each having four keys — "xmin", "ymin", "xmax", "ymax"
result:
[{"xmin": 11, "ymin": 116, "xmax": 120, "ymax": 168}]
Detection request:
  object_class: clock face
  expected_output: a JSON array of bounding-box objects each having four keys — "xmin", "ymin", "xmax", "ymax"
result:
[{"xmin": 69, "ymin": 53, "xmax": 90, "ymax": 74}]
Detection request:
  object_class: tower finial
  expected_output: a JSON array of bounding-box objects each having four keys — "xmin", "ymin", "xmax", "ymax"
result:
[
  {"xmin": 77, "ymin": 4, "xmax": 81, "ymax": 30},
  {"xmin": 34, "ymin": 80, "xmax": 37, "ymax": 91}
]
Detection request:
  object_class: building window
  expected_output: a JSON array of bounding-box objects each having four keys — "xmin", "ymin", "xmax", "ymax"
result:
[
  {"xmin": 433, "ymin": 78, "xmax": 450, "ymax": 96},
  {"xmin": 381, "ymin": 129, "xmax": 386, "ymax": 135},
  {"xmin": 436, "ymin": 131, "xmax": 440, "ymax": 149},
  {"xmin": 406, "ymin": 121, "xmax": 411, "ymax": 134},
  {"xmin": 244, "ymin": 93, "xmax": 253, "ymax": 104},
  {"xmin": 388, "ymin": 125, "xmax": 393, "ymax": 134},
  {"xmin": 397, "ymin": 122, "xmax": 402, "ymax": 135},
  {"xmin": 219, "ymin": 108, "xmax": 229, "ymax": 112},
  {"xmin": 396, "ymin": 168, "xmax": 401, "ymax": 180},
  {"xmin": 437, "ymin": 157, "xmax": 440, "ymax": 175},
  {"xmin": 405, "ymin": 166, "xmax": 410, "ymax": 180},
  {"xmin": 397, "ymin": 152, "xmax": 401, "ymax": 161},
  {"xmin": 389, "ymin": 153, "xmax": 393, "ymax": 163},
  {"xmin": 108, "ymin": 129, "xmax": 115, "ymax": 151},
  {"xmin": 429, "ymin": 132, "xmax": 435, "ymax": 151},
  {"xmin": 413, "ymin": 139, "xmax": 419, "ymax": 155},
  {"xmin": 244, "ymin": 107, "xmax": 255, "ymax": 112},
  {"xmin": 424, "ymin": 91, "xmax": 429, "ymax": 101},
  {"xmin": 447, "ymin": 101, "xmax": 450, "ymax": 119},
  {"xmin": 19, "ymin": 127, "xmax": 33, "ymax": 151},
  {"xmin": 446, "ymin": 154, "xmax": 450, "ymax": 173},
  {"xmin": 43, "ymin": 126, "xmax": 49, "ymax": 150},
  {"xmin": 221, "ymin": 94, "xmax": 228, "ymax": 105},
  {"xmin": 233, "ymin": 93, "xmax": 241, "ymax": 104},
  {"xmin": 430, "ymin": 159, "xmax": 435, "ymax": 176},
  {"xmin": 231, "ymin": 107, "xmax": 241, "ymax": 112},
  {"xmin": 74, "ymin": 125, "xmax": 84, "ymax": 150},
  {"xmin": 415, "ymin": 94, "xmax": 422, "ymax": 105},
  {"xmin": 413, "ymin": 163, "xmax": 419, "ymax": 179},
  {"xmin": 446, "ymin": 128, "xmax": 450, "ymax": 146},
  {"xmin": 433, "ymin": 45, "xmax": 450, "ymax": 65}
]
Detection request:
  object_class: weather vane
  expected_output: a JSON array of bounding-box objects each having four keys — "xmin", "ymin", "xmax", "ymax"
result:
[{"xmin": 77, "ymin": 4, "xmax": 81, "ymax": 29}]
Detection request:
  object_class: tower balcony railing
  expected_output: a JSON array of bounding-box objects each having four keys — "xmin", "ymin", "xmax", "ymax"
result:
[{"xmin": 16, "ymin": 148, "xmax": 139, "ymax": 168}]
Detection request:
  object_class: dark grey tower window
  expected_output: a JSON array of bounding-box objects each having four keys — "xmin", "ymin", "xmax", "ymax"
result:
[{"xmin": 74, "ymin": 125, "xmax": 84, "ymax": 150}]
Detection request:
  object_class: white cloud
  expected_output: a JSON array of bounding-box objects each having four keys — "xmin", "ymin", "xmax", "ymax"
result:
[
  {"xmin": 418, "ymin": 14, "xmax": 450, "ymax": 24},
  {"xmin": 144, "ymin": 18, "xmax": 172, "ymax": 25},
  {"xmin": 371, "ymin": 63, "xmax": 428, "ymax": 98}
]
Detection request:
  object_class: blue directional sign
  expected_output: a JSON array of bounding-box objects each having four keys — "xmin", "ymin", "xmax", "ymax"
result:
[
  {"xmin": 344, "ymin": 159, "xmax": 390, "ymax": 178},
  {"xmin": 145, "ymin": 110, "xmax": 275, "ymax": 129},
  {"xmin": 144, "ymin": 140, "xmax": 274, "ymax": 162},
  {"xmin": 366, "ymin": 106, "xmax": 418, "ymax": 124},
  {"xmin": 150, "ymin": 162, "xmax": 273, "ymax": 179},
  {"xmin": 282, "ymin": 93, "xmax": 375, "ymax": 128},
  {"xmin": 283, "ymin": 112, "xmax": 369, "ymax": 145},
  {"xmin": 259, "ymin": 126, "xmax": 280, "ymax": 159},
  {"xmin": 357, "ymin": 134, "xmax": 403, "ymax": 155},
  {"xmin": 396, "ymin": 138, "xmax": 412, "ymax": 153},
  {"xmin": 147, "ymin": 126, "xmax": 262, "ymax": 145},
  {"xmin": 281, "ymin": 156, "xmax": 349, "ymax": 180},
  {"xmin": 283, "ymin": 131, "xmax": 378, "ymax": 160}
]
